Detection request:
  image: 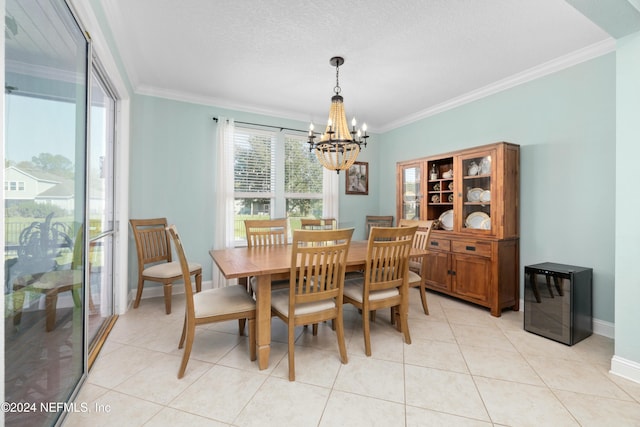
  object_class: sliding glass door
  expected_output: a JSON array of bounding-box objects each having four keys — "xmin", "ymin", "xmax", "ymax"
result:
[
  {"xmin": 87, "ymin": 65, "xmax": 117, "ymax": 364},
  {"xmin": 4, "ymin": 1, "xmax": 89, "ymax": 425}
]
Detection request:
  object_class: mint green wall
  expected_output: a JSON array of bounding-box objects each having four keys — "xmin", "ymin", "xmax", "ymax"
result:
[
  {"xmin": 615, "ymin": 32, "xmax": 640, "ymax": 362},
  {"xmin": 128, "ymin": 95, "xmax": 380, "ymax": 285},
  {"xmin": 377, "ymin": 54, "xmax": 616, "ymax": 323}
]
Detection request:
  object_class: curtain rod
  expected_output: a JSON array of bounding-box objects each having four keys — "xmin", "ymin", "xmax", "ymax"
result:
[{"xmin": 212, "ymin": 116, "xmax": 309, "ymax": 134}]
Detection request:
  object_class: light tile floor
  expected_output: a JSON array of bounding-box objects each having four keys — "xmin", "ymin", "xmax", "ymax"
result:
[{"xmin": 64, "ymin": 289, "xmax": 640, "ymax": 426}]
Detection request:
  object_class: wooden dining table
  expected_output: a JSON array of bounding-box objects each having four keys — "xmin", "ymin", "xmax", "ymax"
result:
[{"xmin": 210, "ymin": 240, "xmax": 427, "ymax": 370}]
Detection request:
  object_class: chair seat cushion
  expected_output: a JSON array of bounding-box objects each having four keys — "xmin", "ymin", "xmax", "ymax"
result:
[
  {"xmin": 408, "ymin": 270, "xmax": 422, "ymax": 286},
  {"xmin": 31, "ymin": 270, "xmax": 82, "ymax": 290},
  {"xmin": 271, "ymin": 289, "xmax": 336, "ymax": 316},
  {"xmin": 343, "ymin": 277, "xmax": 400, "ymax": 303},
  {"xmin": 193, "ymin": 285, "xmax": 255, "ymax": 318},
  {"xmin": 143, "ymin": 261, "xmax": 201, "ymax": 279},
  {"xmin": 409, "ymin": 259, "xmax": 422, "ymax": 272}
]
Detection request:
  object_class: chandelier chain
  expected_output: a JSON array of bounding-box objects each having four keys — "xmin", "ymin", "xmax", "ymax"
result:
[{"xmin": 334, "ymin": 62, "xmax": 341, "ymax": 95}]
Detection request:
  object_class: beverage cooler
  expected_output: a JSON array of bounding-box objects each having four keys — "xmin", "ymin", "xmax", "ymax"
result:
[{"xmin": 524, "ymin": 262, "xmax": 592, "ymax": 345}]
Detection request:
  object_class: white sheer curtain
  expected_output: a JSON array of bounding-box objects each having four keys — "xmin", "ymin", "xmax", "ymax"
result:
[
  {"xmin": 323, "ymin": 168, "xmax": 339, "ymax": 224},
  {"xmin": 212, "ymin": 117, "xmax": 236, "ymax": 288}
]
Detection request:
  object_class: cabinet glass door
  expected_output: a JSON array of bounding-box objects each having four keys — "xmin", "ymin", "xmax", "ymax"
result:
[
  {"xmin": 400, "ymin": 164, "xmax": 422, "ymax": 220},
  {"xmin": 460, "ymin": 150, "xmax": 494, "ymax": 233}
]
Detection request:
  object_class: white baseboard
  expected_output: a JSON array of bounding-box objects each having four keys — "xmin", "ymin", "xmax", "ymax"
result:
[
  {"xmin": 593, "ymin": 318, "xmax": 615, "ymax": 339},
  {"xmin": 611, "ymin": 355, "xmax": 640, "ymax": 384}
]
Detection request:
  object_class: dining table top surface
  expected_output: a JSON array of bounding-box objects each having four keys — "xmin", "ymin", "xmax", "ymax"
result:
[{"xmin": 209, "ymin": 240, "xmax": 428, "ymax": 279}]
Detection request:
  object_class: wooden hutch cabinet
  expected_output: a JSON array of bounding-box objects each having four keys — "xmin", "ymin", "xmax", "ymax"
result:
[{"xmin": 396, "ymin": 142, "xmax": 520, "ymax": 316}]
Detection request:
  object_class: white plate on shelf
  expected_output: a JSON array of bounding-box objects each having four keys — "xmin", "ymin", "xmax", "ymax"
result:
[
  {"xmin": 465, "ymin": 212, "xmax": 490, "ymax": 229},
  {"xmin": 480, "ymin": 156, "xmax": 491, "ymax": 175},
  {"xmin": 479, "ymin": 190, "xmax": 491, "ymax": 203},
  {"xmin": 438, "ymin": 210, "xmax": 454, "ymax": 230},
  {"xmin": 467, "ymin": 187, "xmax": 483, "ymax": 202}
]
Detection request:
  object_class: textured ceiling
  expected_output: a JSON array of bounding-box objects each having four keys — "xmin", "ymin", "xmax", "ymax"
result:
[{"xmin": 99, "ymin": 0, "xmax": 612, "ymax": 132}]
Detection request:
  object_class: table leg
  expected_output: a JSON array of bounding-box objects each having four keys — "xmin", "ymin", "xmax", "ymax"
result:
[{"xmin": 256, "ymin": 274, "xmax": 272, "ymax": 370}]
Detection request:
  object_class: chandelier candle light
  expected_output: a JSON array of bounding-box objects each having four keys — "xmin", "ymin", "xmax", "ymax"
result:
[{"xmin": 308, "ymin": 56, "xmax": 369, "ymax": 173}]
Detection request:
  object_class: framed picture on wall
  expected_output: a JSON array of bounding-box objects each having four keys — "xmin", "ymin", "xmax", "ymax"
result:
[{"xmin": 346, "ymin": 161, "xmax": 368, "ymax": 195}]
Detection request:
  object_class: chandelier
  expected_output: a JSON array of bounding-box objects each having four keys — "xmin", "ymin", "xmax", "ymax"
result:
[{"xmin": 308, "ymin": 56, "xmax": 368, "ymax": 173}]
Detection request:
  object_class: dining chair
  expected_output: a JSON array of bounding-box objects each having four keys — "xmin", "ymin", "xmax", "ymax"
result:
[
  {"xmin": 300, "ymin": 218, "xmax": 337, "ymax": 230},
  {"xmin": 244, "ymin": 218, "xmax": 289, "ymax": 294},
  {"xmin": 168, "ymin": 225, "xmax": 256, "ymax": 379},
  {"xmin": 399, "ymin": 219, "xmax": 434, "ymax": 315},
  {"xmin": 343, "ymin": 225, "xmax": 417, "ymax": 356},
  {"xmin": 299, "ymin": 218, "xmax": 341, "ymax": 335},
  {"xmin": 271, "ymin": 227, "xmax": 353, "ymax": 381},
  {"xmin": 365, "ymin": 215, "xmax": 394, "ymax": 237},
  {"xmin": 244, "ymin": 218, "xmax": 288, "ymax": 247},
  {"xmin": 129, "ymin": 218, "xmax": 202, "ymax": 314},
  {"xmin": 12, "ymin": 229, "xmax": 91, "ymax": 332}
]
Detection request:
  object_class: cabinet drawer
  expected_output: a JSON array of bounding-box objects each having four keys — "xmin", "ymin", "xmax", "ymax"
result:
[
  {"xmin": 427, "ymin": 238, "xmax": 451, "ymax": 252},
  {"xmin": 452, "ymin": 240, "xmax": 491, "ymax": 258}
]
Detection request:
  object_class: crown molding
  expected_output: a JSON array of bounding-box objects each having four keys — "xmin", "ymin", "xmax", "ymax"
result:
[{"xmin": 135, "ymin": 84, "xmax": 314, "ymax": 124}]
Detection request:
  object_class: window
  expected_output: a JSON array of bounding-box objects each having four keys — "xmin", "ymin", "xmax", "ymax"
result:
[
  {"xmin": 5, "ymin": 181, "xmax": 24, "ymax": 191},
  {"xmin": 233, "ymin": 127, "xmax": 325, "ymax": 242}
]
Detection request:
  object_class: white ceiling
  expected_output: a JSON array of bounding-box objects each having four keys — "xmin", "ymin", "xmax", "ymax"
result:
[{"xmin": 99, "ymin": 0, "xmax": 613, "ymax": 132}]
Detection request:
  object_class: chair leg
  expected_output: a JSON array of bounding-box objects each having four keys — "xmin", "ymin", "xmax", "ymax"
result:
[
  {"xmin": 419, "ymin": 285, "xmax": 429, "ymax": 315},
  {"xmin": 335, "ymin": 311, "xmax": 348, "ymax": 364},
  {"xmin": 163, "ymin": 283, "xmax": 172, "ymax": 314},
  {"xmin": 71, "ymin": 287, "xmax": 82, "ymax": 307},
  {"xmin": 178, "ymin": 321, "xmax": 195, "ymax": 379},
  {"xmin": 238, "ymin": 318, "xmax": 246, "ymax": 336},
  {"xmin": 88, "ymin": 291, "xmax": 97, "ymax": 315},
  {"xmin": 391, "ymin": 306, "xmax": 400, "ymax": 331},
  {"xmin": 363, "ymin": 308, "xmax": 372, "ymax": 357},
  {"xmin": 249, "ymin": 318, "xmax": 256, "ymax": 361},
  {"xmin": 12, "ymin": 288, "xmax": 26, "ymax": 328},
  {"xmin": 287, "ymin": 321, "xmax": 296, "ymax": 381},
  {"xmin": 195, "ymin": 272, "xmax": 202, "ymax": 293},
  {"xmin": 45, "ymin": 292, "xmax": 58, "ymax": 332},
  {"xmin": 400, "ymin": 302, "xmax": 411, "ymax": 345},
  {"xmin": 179, "ymin": 314, "xmax": 187, "ymax": 349},
  {"xmin": 133, "ymin": 277, "xmax": 144, "ymax": 308}
]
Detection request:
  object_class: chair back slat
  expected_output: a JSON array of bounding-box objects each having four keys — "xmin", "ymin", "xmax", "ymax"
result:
[
  {"xmin": 413, "ymin": 229, "xmax": 431, "ymax": 250},
  {"xmin": 130, "ymin": 218, "xmax": 172, "ymax": 267},
  {"xmin": 290, "ymin": 229, "xmax": 353, "ymax": 306},
  {"xmin": 400, "ymin": 219, "xmax": 434, "ymax": 274},
  {"xmin": 399, "ymin": 219, "xmax": 433, "ymax": 250},
  {"xmin": 245, "ymin": 219, "xmax": 288, "ymax": 248},
  {"xmin": 365, "ymin": 226, "xmax": 416, "ymax": 293}
]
